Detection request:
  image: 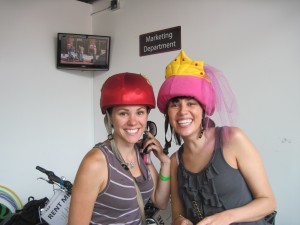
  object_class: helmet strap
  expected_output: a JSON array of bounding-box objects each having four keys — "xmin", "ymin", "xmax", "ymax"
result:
[
  {"xmin": 163, "ymin": 115, "xmax": 172, "ymax": 154},
  {"xmin": 104, "ymin": 111, "xmax": 130, "ymax": 170},
  {"xmin": 104, "ymin": 111, "xmax": 113, "ymax": 140}
]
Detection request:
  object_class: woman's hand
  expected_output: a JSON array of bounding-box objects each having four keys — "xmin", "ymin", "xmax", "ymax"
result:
[
  {"xmin": 142, "ymin": 131, "xmax": 170, "ymax": 164},
  {"xmin": 195, "ymin": 212, "xmax": 233, "ymax": 225},
  {"xmin": 172, "ymin": 215, "xmax": 193, "ymax": 225}
]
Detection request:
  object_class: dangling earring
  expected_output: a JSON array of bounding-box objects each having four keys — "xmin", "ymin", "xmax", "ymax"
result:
[
  {"xmin": 199, "ymin": 126, "xmax": 205, "ymax": 139},
  {"xmin": 199, "ymin": 118, "xmax": 205, "ymax": 139}
]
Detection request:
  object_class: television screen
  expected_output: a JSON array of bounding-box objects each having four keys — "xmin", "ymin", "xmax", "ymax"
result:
[{"xmin": 57, "ymin": 33, "xmax": 111, "ymax": 71}]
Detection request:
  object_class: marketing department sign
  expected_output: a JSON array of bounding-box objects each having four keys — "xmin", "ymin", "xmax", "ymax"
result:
[{"xmin": 139, "ymin": 26, "xmax": 181, "ymax": 56}]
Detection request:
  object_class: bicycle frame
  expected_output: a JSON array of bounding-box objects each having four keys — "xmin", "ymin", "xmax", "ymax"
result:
[{"xmin": 36, "ymin": 166, "xmax": 72, "ymax": 225}]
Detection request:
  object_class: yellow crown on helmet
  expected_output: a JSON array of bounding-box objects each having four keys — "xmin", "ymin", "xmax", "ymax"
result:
[{"xmin": 165, "ymin": 50, "xmax": 211, "ymax": 82}]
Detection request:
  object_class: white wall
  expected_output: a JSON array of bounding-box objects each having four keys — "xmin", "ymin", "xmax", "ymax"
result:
[
  {"xmin": 1, "ymin": 0, "xmax": 299, "ymax": 224},
  {"xmin": 0, "ymin": 0, "xmax": 95, "ymax": 204},
  {"xmin": 92, "ymin": 0, "xmax": 300, "ymax": 224}
]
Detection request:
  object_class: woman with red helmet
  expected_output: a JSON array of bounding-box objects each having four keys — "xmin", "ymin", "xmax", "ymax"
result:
[
  {"xmin": 157, "ymin": 51, "xmax": 276, "ymax": 225},
  {"xmin": 68, "ymin": 73, "xmax": 170, "ymax": 225}
]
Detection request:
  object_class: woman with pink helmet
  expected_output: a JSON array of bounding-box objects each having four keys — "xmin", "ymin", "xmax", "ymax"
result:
[{"xmin": 157, "ymin": 51, "xmax": 276, "ymax": 225}]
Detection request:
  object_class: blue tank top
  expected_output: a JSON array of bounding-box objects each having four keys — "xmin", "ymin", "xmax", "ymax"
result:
[
  {"xmin": 90, "ymin": 141, "xmax": 154, "ymax": 225},
  {"xmin": 177, "ymin": 127, "xmax": 270, "ymax": 225}
]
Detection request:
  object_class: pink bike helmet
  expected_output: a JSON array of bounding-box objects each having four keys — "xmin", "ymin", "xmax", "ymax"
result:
[
  {"xmin": 157, "ymin": 50, "xmax": 238, "ymax": 153},
  {"xmin": 157, "ymin": 50, "xmax": 215, "ymax": 115},
  {"xmin": 158, "ymin": 50, "xmax": 238, "ymax": 126}
]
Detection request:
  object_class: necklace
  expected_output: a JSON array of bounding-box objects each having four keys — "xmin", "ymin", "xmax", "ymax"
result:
[{"xmin": 126, "ymin": 161, "xmax": 135, "ymax": 169}]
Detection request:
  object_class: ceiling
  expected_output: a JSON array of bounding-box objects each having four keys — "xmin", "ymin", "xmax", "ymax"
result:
[{"xmin": 77, "ymin": 0, "xmax": 99, "ymax": 4}]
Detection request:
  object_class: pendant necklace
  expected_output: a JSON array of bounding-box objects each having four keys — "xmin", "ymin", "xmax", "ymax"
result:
[
  {"xmin": 127, "ymin": 161, "xmax": 135, "ymax": 169},
  {"xmin": 124, "ymin": 148, "xmax": 136, "ymax": 169}
]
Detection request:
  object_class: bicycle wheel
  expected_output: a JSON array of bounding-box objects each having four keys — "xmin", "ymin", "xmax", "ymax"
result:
[
  {"xmin": 0, "ymin": 186, "xmax": 23, "ymax": 211},
  {"xmin": 0, "ymin": 202, "xmax": 13, "ymax": 222}
]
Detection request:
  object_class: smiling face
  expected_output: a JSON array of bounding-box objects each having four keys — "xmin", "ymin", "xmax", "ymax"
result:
[
  {"xmin": 167, "ymin": 97, "xmax": 204, "ymax": 140},
  {"xmin": 110, "ymin": 105, "xmax": 148, "ymax": 145}
]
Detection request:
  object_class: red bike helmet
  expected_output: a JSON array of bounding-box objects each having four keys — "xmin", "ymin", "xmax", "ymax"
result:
[{"xmin": 100, "ymin": 72, "xmax": 156, "ymax": 114}]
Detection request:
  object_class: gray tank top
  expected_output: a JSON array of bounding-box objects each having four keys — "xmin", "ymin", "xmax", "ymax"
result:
[
  {"xmin": 90, "ymin": 141, "xmax": 154, "ymax": 225},
  {"xmin": 177, "ymin": 127, "xmax": 270, "ymax": 225}
]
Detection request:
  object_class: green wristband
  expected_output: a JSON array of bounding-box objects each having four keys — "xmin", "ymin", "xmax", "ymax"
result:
[{"xmin": 159, "ymin": 173, "xmax": 171, "ymax": 181}]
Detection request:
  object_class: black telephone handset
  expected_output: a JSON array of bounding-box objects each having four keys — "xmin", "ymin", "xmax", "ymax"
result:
[{"xmin": 140, "ymin": 121, "xmax": 157, "ymax": 164}]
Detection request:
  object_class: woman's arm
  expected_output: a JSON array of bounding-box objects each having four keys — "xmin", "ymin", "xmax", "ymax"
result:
[
  {"xmin": 170, "ymin": 153, "xmax": 193, "ymax": 225},
  {"xmin": 144, "ymin": 132, "xmax": 171, "ymax": 209},
  {"xmin": 68, "ymin": 148, "xmax": 108, "ymax": 225},
  {"xmin": 226, "ymin": 127, "xmax": 276, "ymax": 222},
  {"xmin": 197, "ymin": 127, "xmax": 276, "ymax": 225}
]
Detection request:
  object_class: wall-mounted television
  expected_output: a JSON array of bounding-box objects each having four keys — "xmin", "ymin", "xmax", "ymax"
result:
[{"xmin": 56, "ymin": 33, "xmax": 111, "ymax": 71}]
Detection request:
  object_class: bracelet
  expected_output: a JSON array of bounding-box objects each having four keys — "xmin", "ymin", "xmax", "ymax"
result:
[{"xmin": 159, "ymin": 173, "xmax": 171, "ymax": 181}]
